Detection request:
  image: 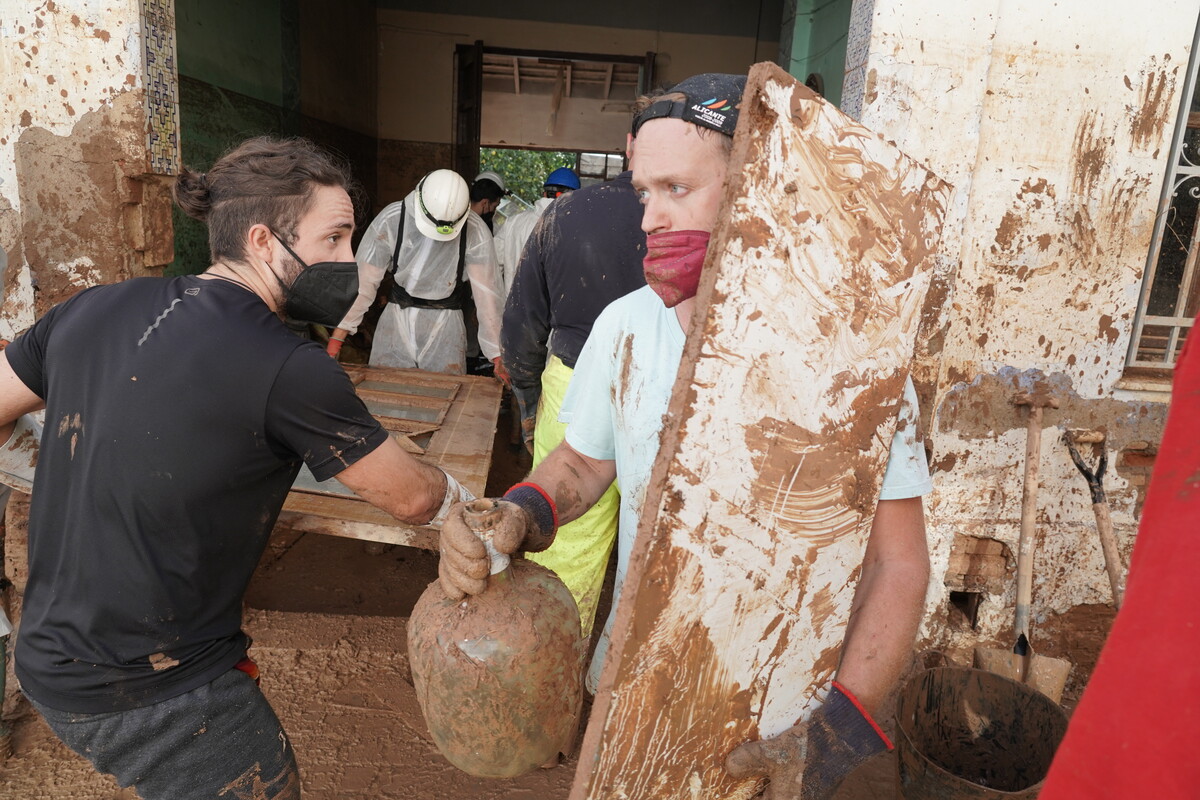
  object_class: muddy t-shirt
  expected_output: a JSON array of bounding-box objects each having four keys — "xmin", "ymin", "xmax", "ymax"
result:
[{"xmin": 7, "ymin": 276, "xmax": 388, "ymax": 713}]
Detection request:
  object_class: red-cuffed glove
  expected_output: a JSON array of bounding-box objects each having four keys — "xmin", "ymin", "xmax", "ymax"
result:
[
  {"xmin": 436, "ymin": 483, "xmax": 558, "ymax": 601},
  {"xmin": 725, "ymin": 682, "xmax": 892, "ymax": 800},
  {"xmin": 325, "ymin": 337, "xmax": 345, "ymax": 358}
]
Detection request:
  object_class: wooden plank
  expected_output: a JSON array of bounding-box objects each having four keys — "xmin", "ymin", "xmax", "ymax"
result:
[
  {"xmin": 352, "ymin": 368, "xmax": 462, "ymax": 399},
  {"xmin": 377, "ymin": 420, "xmax": 441, "ymax": 438},
  {"xmin": 276, "ymin": 494, "xmax": 439, "ymax": 550},
  {"xmin": 571, "ymin": 62, "xmax": 951, "ymax": 800},
  {"xmin": 278, "ymin": 367, "xmax": 502, "ymax": 549}
]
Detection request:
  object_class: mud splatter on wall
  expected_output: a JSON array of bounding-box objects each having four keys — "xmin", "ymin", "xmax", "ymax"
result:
[
  {"xmin": 0, "ymin": 0, "xmax": 176, "ymax": 330},
  {"xmin": 849, "ymin": 0, "xmax": 1194, "ymax": 656}
]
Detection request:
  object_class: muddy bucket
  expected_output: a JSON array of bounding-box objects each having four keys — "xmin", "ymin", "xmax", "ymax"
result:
[{"xmin": 895, "ymin": 667, "xmax": 1069, "ymax": 799}]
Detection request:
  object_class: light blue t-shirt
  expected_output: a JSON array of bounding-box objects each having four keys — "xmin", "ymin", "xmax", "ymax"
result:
[{"xmin": 561, "ymin": 285, "xmax": 933, "ymax": 689}]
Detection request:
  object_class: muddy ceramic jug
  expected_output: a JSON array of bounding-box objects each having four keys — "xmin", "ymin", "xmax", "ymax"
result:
[{"xmin": 408, "ymin": 499, "xmax": 584, "ymax": 778}]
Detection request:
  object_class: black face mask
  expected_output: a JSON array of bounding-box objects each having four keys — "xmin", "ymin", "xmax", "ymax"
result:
[{"xmin": 270, "ymin": 233, "xmax": 359, "ymax": 328}]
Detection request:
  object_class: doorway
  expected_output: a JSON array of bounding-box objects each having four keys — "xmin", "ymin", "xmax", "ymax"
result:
[{"xmin": 454, "ymin": 44, "xmax": 654, "ymax": 179}]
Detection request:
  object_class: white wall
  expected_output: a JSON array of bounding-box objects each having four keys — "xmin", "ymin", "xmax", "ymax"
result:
[{"xmin": 846, "ymin": 0, "xmax": 1197, "ymax": 649}]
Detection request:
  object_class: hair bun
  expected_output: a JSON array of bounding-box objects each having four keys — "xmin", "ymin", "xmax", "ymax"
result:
[{"xmin": 172, "ymin": 166, "xmax": 213, "ymax": 222}]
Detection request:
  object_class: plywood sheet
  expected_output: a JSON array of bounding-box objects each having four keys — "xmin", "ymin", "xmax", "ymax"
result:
[
  {"xmin": 277, "ymin": 366, "xmax": 502, "ymax": 548},
  {"xmin": 571, "ymin": 63, "xmax": 951, "ymax": 800}
]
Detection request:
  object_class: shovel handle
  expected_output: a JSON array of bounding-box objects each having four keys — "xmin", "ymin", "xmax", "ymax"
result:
[
  {"xmin": 1093, "ymin": 500, "xmax": 1125, "ymax": 608},
  {"xmin": 1063, "ymin": 432, "xmax": 1124, "ymax": 608},
  {"xmin": 1013, "ymin": 404, "xmax": 1044, "ymax": 640}
]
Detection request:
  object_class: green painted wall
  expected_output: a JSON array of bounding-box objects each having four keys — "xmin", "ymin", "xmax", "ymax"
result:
[
  {"xmin": 170, "ymin": 0, "xmax": 301, "ymax": 275},
  {"xmin": 175, "ymin": 0, "xmax": 291, "ymax": 107},
  {"xmin": 782, "ymin": 0, "xmax": 852, "ymax": 107}
]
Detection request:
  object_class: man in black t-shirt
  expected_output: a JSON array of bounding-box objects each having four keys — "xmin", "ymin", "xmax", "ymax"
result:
[{"xmin": 0, "ymin": 137, "xmax": 469, "ymax": 800}]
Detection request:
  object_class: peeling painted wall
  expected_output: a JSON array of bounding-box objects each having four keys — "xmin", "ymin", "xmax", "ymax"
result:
[
  {"xmin": 1, "ymin": 0, "xmax": 176, "ymax": 332},
  {"xmin": 844, "ymin": 0, "xmax": 1196, "ymax": 657}
]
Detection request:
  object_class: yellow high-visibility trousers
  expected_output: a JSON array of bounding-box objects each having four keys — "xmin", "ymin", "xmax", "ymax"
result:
[{"xmin": 526, "ymin": 355, "xmax": 619, "ymax": 637}]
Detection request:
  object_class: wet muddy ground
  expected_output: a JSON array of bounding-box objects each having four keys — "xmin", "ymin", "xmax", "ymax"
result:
[{"xmin": 0, "ymin": 400, "xmax": 1112, "ymax": 799}]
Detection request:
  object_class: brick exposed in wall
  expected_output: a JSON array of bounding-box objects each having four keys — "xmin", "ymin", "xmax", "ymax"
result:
[{"xmin": 1117, "ymin": 442, "xmax": 1157, "ymax": 519}]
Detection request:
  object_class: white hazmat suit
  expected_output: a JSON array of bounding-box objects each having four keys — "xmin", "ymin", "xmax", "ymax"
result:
[
  {"xmin": 493, "ymin": 196, "xmax": 554, "ymax": 297},
  {"xmin": 338, "ymin": 193, "xmax": 503, "ymax": 374}
]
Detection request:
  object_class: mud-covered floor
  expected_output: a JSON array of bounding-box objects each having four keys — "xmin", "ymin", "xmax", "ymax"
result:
[
  {"xmin": 0, "ymin": 396, "xmax": 1113, "ymax": 799},
  {"xmin": 0, "ymin": 571, "xmax": 893, "ymax": 800}
]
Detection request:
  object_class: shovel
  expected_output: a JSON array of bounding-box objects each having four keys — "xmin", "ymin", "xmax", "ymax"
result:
[
  {"xmin": 1064, "ymin": 430, "xmax": 1125, "ymax": 608},
  {"xmin": 973, "ymin": 392, "xmax": 1072, "ymax": 703}
]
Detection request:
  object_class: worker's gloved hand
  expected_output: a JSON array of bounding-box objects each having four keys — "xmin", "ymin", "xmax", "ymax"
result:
[
  {"xmin": 725, "ymin": 682, "xmax": 891, "ymax": 800},
  {"xmin": 325, "ymin": 327, "xmax": 350, "ymax": 358},
  {"xmin": 492, "ymin": 356, "xmax": 511, "ymax": 387},
  {"xmin": 437, "ymin": 483, "xmax": 558, "ymax": 601}
]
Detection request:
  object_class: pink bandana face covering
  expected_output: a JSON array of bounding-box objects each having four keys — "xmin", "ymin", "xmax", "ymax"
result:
[{"xmin": 642, "ymin": 230, "xmax": 711, "ymax": 307}]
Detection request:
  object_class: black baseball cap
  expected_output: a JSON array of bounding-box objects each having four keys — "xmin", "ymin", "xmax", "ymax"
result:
[{"xmin": 631, "ymin": 73, "xmax": 747, "ymax": 137}]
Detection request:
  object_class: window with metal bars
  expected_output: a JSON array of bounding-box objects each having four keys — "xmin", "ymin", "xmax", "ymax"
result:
[{"xmin": 1127, "ymin": 19, "xmax": 1200, "ymax": 372}]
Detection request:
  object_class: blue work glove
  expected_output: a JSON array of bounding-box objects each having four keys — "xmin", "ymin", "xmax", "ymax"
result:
[
  {"xmin": 725, "ymin": 682, "xmax": 891, "ymax": 800},
  {"xmin": 437, "ymin": 483, "xmax": 558, "ymax": 601}
]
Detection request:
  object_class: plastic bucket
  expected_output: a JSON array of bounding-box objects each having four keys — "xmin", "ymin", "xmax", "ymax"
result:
[{"xmin": 895, "ymin": 667, "xmax": 1069, "ymax": 799}]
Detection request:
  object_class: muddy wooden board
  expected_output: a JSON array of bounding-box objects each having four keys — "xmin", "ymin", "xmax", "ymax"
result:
[
  {"xmin": 571, "ymin": 62, "xmax": 950, "ymax": 800},
  {"xmin": 277, "ymin": 366, "xmax": 502, "ymax": 550}
]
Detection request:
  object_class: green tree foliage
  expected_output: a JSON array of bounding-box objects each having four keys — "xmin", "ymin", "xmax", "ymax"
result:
[{"xmin": 479, "ymin": 148, "xmax": 576, "ymax": 206}]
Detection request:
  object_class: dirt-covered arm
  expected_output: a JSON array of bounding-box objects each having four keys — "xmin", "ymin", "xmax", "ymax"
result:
[
  {"xmin": 834, "ymin": 495, "xmax": 929, "ymax": 713},
  {"xmin": 0, "ymin": 352, "xmax": 45, "ymax": 437},
  {"xmin": 336, "ymin": 437, "xmax": 453, "ymax": 525},
  {"xmin": 526, "ymin": 439, "xmax": 617, "ymax": 531}
]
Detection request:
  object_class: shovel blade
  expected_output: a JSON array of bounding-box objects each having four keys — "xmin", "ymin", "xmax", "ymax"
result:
[{"xmin": 973, "ymin": 646, "xmax": 1071, "ymax": 704}]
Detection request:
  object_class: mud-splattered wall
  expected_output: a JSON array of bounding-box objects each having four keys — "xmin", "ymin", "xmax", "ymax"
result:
[
  {"xmin": 1, "ymin": 0, "xmax": 176, "ymax": 332},
  {"xmin": 844, "ymin": 1, "xmax": 1196, "ymax": 657}
]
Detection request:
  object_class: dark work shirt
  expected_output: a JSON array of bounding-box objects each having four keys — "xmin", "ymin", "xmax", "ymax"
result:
[
  {"xmin": 501, "ymin": 171, "xmax": 646, "ymax": 427},
  {"xmin": 8, "ymin": 276, "xmax": 387, "ymax": 712}
]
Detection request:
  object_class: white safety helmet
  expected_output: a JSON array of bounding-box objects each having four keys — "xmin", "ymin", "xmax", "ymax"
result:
[
  {"xmin": 414, "ymin": 169, "xmax": 471, "ymax": 241},
  {"xmin": 473, "ymin": 170, "xmax": 506, "ymax": 192}
]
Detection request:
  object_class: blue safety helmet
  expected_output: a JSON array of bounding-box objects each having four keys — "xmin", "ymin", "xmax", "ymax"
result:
[{"xmin": 544, "ymin": 167, "xmax": 581, "ymax": 192}]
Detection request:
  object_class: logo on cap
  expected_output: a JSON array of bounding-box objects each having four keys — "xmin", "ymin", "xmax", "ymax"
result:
[{"xmin": 685, "ymin": 97, "xmax": 735, "ymax": 133}]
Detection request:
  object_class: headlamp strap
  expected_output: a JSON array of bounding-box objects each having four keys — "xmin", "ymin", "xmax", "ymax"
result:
[{"xmin": 417, "ymin": 176, "xmax": 468, "ymax": 236}]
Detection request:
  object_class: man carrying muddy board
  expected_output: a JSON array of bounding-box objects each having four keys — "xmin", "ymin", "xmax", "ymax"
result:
[
  {"xmin": 439, "ymin": 73, "xmax": 933, "ymax": 799},
  {"xmin": 0, "ymin": 136, "xmax": 470, "ymax": 800}
]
